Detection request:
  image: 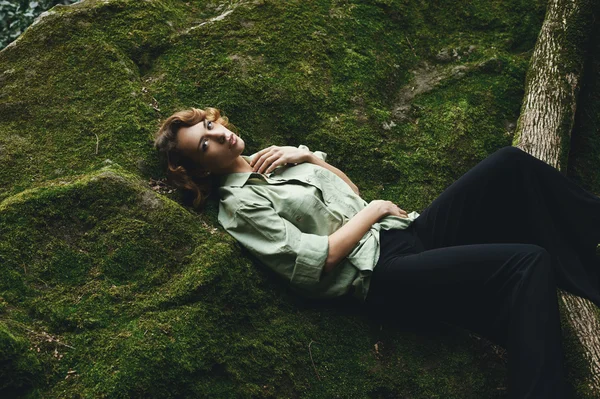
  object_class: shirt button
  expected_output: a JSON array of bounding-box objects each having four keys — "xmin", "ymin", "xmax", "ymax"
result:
[
  {"xmin": 295, "ymin": 216, "xmax": 302, "ymax": 222},
  {"xmin": 306, "ymin": 177, "xmax": 311, "ymax": 182}
]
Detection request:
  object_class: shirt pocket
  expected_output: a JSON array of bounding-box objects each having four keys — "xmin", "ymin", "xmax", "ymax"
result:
[{"xmin": 291, "ymin": 195, "xmax": 343, "ymax": 235}]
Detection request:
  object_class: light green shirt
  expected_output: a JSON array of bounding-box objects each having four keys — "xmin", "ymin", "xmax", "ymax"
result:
[{"xmin": 217, "ymin": 145, "xmax": 420, "ymax": 301}]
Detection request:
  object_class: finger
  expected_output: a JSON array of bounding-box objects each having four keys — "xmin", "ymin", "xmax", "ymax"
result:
[
  {"xmin": 250, "ymin": 146, "xmax": 275, "ymax": 167},
  {"xmin": 266, "ymin": 159, "xmax": 285, "ymax": 174},
  {"xmin": 251, "ymin": 148, "xmax": 273, "ymax": 169},
  {"xmin": 252, "ymin": 156, "xmax": 265, "ymax": 172},
  {"xmin": 252, "ymin": 149, "xmax": 275, "ymax": 172},
  {"xmin": 392, "ymin": 208, "xmax": 406, "ymax": 218},
  {"xmin": 257, "ymin": 154, "xmax": 280, "ymax": 174},
  {"xmin": 395, "ymin": 206, "xmax": 408, "ymax": 218},
  {"xmin": 250, "ymin": 150, "xmax": 265, "ymax": 167}
]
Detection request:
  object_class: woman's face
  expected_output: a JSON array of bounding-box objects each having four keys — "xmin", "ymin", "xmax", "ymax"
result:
[{"xmin": 176, "ymin": 120, "xmax": 245, "ymax": 174}]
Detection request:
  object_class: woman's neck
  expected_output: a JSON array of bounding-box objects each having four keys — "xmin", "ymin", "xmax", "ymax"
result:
[{"xmin": 227, "ymin": 155, "xmax": 253, "ymax": 174}]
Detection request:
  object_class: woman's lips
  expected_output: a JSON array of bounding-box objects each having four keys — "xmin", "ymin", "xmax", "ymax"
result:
[{"xmin": 230, "ymin": 134, "xmax": 237, "ymax": 148}]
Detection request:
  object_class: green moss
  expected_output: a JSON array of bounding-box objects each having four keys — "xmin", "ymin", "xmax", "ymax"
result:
[
  {"xmin": 0, "ymin": 322, "xmax": 42, "ymax": 397},
  {"xmin": 0, "ymin": 0, "xmax": 546, "ymax": 205},
  {"xmin": 0, "ymin": 166, "xmax": 509, "ymax": 397}
]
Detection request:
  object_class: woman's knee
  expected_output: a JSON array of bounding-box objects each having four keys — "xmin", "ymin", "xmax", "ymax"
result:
[
  {"xmin": 492, "ymin": 146, "xmax": 527, "ymax": 164},
  {"xmin": 483, "ymin": 146, "xmax": 535, "ymax": 180},
  {"xmin": 518, "ymin": 243, "xmax": 551, "ymax": 260},
  {"xmin": 518, "ymin": 244, "xmax": 555, "ymax": 278}
]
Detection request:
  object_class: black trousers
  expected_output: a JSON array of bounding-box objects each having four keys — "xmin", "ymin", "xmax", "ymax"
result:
[{"xmin": 365, "ymin": 146, "xmax": 600, "ymax": 398}]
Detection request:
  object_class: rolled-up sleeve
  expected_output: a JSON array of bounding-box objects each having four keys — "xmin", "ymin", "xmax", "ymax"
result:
[{"xmin": 220, "ymin": 199, "xmax": 329, "ymax": 288}]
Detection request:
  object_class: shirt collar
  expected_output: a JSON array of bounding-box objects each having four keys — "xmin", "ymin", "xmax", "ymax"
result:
[{"xmin": 220, "ymin": 155, "xmax": 274, "ymax": 187}]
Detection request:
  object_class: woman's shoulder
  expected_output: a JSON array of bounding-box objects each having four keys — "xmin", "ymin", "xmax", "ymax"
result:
[{"xmin": 219, "ymin": 183, "xmax": 271, "ymax": 210}]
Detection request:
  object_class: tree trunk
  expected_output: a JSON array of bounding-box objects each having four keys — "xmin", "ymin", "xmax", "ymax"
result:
[
  {"xmin": 513, "ymin": 0, "xmax": 599, "ymax": 395},
  {"xmin": 514, "ymin": 0, "xmax": 594, "ymax": 170}
]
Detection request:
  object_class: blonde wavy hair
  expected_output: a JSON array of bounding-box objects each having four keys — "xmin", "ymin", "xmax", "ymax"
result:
[{"xmin": 154, "ymin": 107, "xmax": 230, "ymax": 209}]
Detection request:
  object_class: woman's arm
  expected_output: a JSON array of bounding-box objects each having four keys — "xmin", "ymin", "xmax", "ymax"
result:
[
  {"xmin": 250, "ymin": 145, "xmax": 360, "ymax": 195},
  {"xmin": 249, "ymin": 145, "xmax": 410, "ymax": 272},
  {"xmin": 325, "ymin": 200, "xmax": 408, "ymax": 273},
  {"xmin": 220, "ymin": 190, "xmax": 409, "ymax": 290},
  {"xmin": 219, "ymin": 197, "xmax": 329, "ymax": 290}
]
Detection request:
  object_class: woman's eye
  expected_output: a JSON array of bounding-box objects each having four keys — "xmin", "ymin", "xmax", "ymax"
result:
[
  {"xmin": 202, "ymin": 139, "xmax": 208, "ymax": 151},
  {"xmin": 206, "ymin": 121, "xmax": 213, "ymax": 130}
]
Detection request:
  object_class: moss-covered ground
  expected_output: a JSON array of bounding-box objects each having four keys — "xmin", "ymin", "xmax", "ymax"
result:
[{"xmin": 1, "ymin": 0, "xmax": 598, "ymax": 397}]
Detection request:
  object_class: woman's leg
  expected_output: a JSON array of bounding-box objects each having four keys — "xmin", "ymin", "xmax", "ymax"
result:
[
  {"xmin": 412, "ymin": 146, "xmax": 600, "ymax": 306},
  {"xmin": 367, "ymin": 240, "xmax": 566, "ymax": 399}
]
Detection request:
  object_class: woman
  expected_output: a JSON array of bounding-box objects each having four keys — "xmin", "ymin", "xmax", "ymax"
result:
[{"xmin": 154, "ymin": 107, "xmax": 600, "ymax": 398}]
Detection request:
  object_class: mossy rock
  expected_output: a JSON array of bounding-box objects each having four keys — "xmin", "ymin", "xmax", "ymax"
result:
[
  {"xmin": 0, "ymin": 322, "xmax": 42, "ymax": 396},
  {"xmin": 1, "ymin": 0, "xmax": 598, "ymax": 397},
  {"xmin": 0, "ymin": 166, "xmax": 508, "ymax": 397}
]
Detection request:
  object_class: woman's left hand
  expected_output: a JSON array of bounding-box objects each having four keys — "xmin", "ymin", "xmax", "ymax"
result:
[{"xmin": 250, "ymin": 146, "xmax": 311, "ymax": 174}]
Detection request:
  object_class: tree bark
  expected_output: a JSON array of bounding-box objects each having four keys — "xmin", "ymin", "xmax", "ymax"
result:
[
  {"xmin": 514, "ymin": 0, "xmax": 594, "ymax": 170},
  {"xmin": 513, "ymin": 0, "xmax": 599, "ymax": 395}
]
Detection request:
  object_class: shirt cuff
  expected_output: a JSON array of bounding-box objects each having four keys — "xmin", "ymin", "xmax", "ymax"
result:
[
  {"xmin": 298, "ymin": 144, "xmax": 328, "ymax": 162},
  {"xmin": 290, "ymin": 233, "xmax": 329, "ymax": 286}
]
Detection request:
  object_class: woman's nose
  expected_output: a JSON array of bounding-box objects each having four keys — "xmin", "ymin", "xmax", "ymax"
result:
[{"xmin": 207, "ymin": 131, "xmax": 226, "ymax": 143}]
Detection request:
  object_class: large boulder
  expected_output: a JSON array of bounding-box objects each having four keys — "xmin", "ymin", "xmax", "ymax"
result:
[{"xmin": 1, "ymin": 0, "xmax": 597, "ymax": 397}]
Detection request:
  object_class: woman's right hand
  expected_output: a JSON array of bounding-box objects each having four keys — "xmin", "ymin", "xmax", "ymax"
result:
[
  {"xmin": 326, "ymin": 200, "xmax": 409, "ymax": 272},
  {"xmin": 368, "ymin": 200, "xmax": 409, "ymax": 219}
]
